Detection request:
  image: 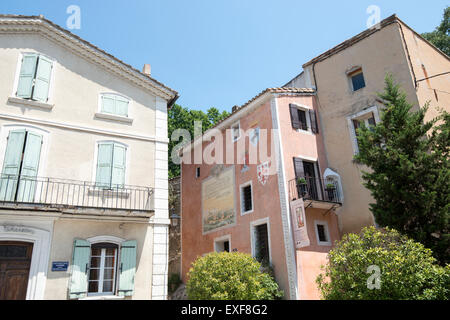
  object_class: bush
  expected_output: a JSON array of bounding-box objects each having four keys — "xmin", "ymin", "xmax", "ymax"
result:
[
  {"xmin": 186, "ymin": 252, "xmax": 283, "ymax": 300},
  {"xmin": 316, "ymin": 227, "xmax": 449, "ymax": 300}
]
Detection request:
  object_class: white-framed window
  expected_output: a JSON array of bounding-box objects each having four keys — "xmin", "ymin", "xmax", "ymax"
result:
[
  {"xmin": 214, "ymin": 235, "xmax": 231, "ymax": 253},
  {"xmin": 88, "ymin": 243, "xmax": 119, "ymax": 295},
  {"xmin": 314, "ymin": 220, "xmax": 331, "ymax": 246},
  {"xmin": 347, "ymin": 106, "xmax": 380, "ymax": 155},
  {"xmin": 231, "ymin": 121, "xmax": 241, "ymax": 142},
  {"xmin": 250, "ymin": 218, "xmax": 271, "ymax": 266},
  {"xmin": 240, "ymin": 180, "xmax": 253, "ymax": 215},
  {"xmin": 289, "ymin": 104, "xmax": 319, "ymax": 134},
  {"xmin": 13, "ymin": 52, "xmax": 54, "ymax": 104},
  {"xmin": 348, "ymin": 67, "xmax": 366, "ymax": 92},
  {"xmin": 98, "ymin": 93, "xmax": 131, "ymax": 117}
]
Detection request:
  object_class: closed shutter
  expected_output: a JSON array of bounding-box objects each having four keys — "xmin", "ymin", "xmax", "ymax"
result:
[
  {"xmin": 96, "ymin": 143, "xmax": 113, "ymax": 188},
  {"xmin": 309, "ymin": 109, "xmax": 319, "ymax": 134},
  {"xmin": 101, "ymin": 94, "xmax": 116, "ymax": 114},
  {"xmin": 293, "ymin": 158, "xmax": 305, "ymax": 178},
  {"xmin": 118, "ymin": 240, "xmax": 137, "ymax": 297},
  {"xmin": 17, "ymin": 132, "xmax": 42, "ymax": 202},
  {"xmin": 16, "ymin": 54, "xmax": 38, "ymax": 99},
  {"xmin": 69, "ymin": 239, "xmax": 91, "ymax": 299},
  {"xmin": 111, "ymin": 144, "xmax": 126, "ymax": 188},
  {"xmin": 32, "ymin": 55, "xmax": 52, "ymax": 102},
  {"xmin": 289, "ymin": 104, "xmax": 300, "ymax": 129},
  {"xmin": 115, "ymin": 96, "xmax": 129, "ymax": 117},
  {"xmin": 0, "ymin": 130, "xmax": 26, "ymax": 201}
]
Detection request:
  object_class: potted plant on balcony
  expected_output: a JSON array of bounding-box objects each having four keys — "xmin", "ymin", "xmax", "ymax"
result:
[
  {"xmin": 296, "ymin": 177, "xmax": 308, "ymax": 198},
  {"xmin": 325, "ymin": 183, "xmax": 336, "ymax": 201}
]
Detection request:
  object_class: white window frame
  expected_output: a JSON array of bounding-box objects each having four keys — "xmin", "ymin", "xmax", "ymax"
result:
[
  {"xmin": 314, "ymin": 220, "xmax": 331, "ymax": 246},
  {"xmin": 239, "ymin": 180, "xmax": 253, "ymax": 215},
  {"xmin": 250, "ymin": 217, "xmax": 272, "ymax": 265},
  {"xmin": 95, "ymin": 92, "xmax": 133, "ymax": 124},
  {"xmin": 85, "ymin": 236, "xmax": 125, "ymax": 298},
  {"xmin": 230, "ymin": 121, "xmax": 241, "ymax": 142},
  {"xmin": 291, "ymin": 103, "xmax": 313, "ymax": 134},
  {"xmin": 10, "ymin": 51, "xmax": 56, "ymax": 109},
  {"xmin": 347, "ymin": 106, "xmax": 381, "ymax": 155},
  {"xmin": 214, "ymin": 234, "xmax": 231, "ymax": 253},
  {"xmin": 91, "ymin": 140, "xmax": 129, "ymax": 187}
]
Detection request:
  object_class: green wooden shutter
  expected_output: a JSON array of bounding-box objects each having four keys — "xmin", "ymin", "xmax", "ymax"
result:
[
  {"xmin": 95, "ymin": 143, "xmax": 113, "ymax": 188},
  {"xmin": 0, "ymin": 130, "xmax": 26, "ymax": 201},
  {"xmin": 32, "ymin": 55, "xmax": 52, "ymax": 102},
  {"xmin": 115, "ymin": 96, "xmax": 129, "ymax": 117},
  {"xmin": 17, "ymin": 54, "xmax": 38, "ymax": 99},
  {"xmin": 69, "ymin": 239, "xmax": 91, "ymax": 299},
  {"xmin": 111, "ymin": 144, "xmax": 126, "ymax": 188},
  {"xmin": 101, "ymin": 94, "xmax": 116, "ymax": 114},
  {"xmin": 17, "ymin": 132, "xmax": 42, "ymax": 202},
  {"xmin": 118, "ymin": 240, "xmax": 137, "ymax": 297}
]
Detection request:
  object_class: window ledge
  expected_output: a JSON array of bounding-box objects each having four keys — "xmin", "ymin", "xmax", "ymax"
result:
[
  {"xmin": 8, "ymin": 96, "xmax": 54, "ymax": 110},
  {"xmin": 80, "ymin": 295, "xmax": 125, "ymax": 300},
  {"xmin": 296, "ymin": 128, "xmax": 313, "ymax": 135},
  {"xmin": 95, "ymin": 112, "xmax": 133, "ymax": 124}
]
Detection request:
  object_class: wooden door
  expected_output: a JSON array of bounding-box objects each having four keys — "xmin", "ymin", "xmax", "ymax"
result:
[{"xmin": 0, "ymin": 241, "xmax": 33, "ymax": 300}]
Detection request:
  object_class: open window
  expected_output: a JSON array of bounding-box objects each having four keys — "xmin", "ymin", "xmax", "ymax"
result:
[
  {"xmin": 251, "ymin": 219, "xmax": 271, "ymax": 266},
  {"xmin": 289, "ymin": 104, "xmax": 319, "ymax": 133},
  {"xmin": 240, "ymin": 181, "xmax": 253, "ymax": 215},
  {"xmin": 314, "ymin": 221, "xmax": 331, "ymax": 246},
  {"xmin": 348, "ymin": 107, "xmax": 379, "ymax": 154},
  {"xmin": 214, "ymin": 235, "xmax": 231, "ymax": 253}
]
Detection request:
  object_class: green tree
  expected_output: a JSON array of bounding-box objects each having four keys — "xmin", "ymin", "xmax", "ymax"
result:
[
  {"xmin": 168, "ymin": 104, "xmax": 229, "ymax": 178},
  {"xmin": 186, "ymin": 252, "xmax": 283, "ymax": 300},
  {"xmin": 316, "ymin": 227, "xmax": 450, "ymax": 300},
  {"xmin": 422, "ymin": 6, "xmax": 450, "ymax": 56},
  {"xmin": 354, "ymin": 75, "xmax": 449, "ymax": 264}
]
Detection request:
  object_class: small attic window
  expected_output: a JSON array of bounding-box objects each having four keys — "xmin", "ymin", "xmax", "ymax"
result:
[{"xmin": 348, "ymin": 68, "xmax": 366, "ymax": 92}]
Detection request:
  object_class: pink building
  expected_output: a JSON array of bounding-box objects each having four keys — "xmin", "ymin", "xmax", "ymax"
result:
[{"xmin": 180, "ymin": 88, "xmax": 342, "ymax": 300}]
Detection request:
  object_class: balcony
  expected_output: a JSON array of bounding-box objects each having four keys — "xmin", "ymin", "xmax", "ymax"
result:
[
  {"xmin": 0, "ymin": 175, "xmax": 154, "ymax": 216},
  {"xmin": 288, "ymin": 176, "xmax": 342, "ymax": 206}
]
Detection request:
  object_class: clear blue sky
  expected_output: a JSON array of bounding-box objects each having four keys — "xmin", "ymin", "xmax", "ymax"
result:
[{"xmin": 1, "ymin": 0, "xmax": 447, "ymax": 112}]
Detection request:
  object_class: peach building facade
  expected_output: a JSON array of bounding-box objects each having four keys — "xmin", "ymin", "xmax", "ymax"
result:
[
  {"xmin": 181, "ymin": 88, "xmax": 341, "ymax": 300},
  {"xmin": 285, "ymin": 14, "xmax": 450, "ymax": 235}
]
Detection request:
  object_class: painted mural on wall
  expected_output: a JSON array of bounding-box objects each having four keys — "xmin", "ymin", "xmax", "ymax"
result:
[{"xmin": 202, "ymin": 165, "xmax": 236, "ymax": 233}]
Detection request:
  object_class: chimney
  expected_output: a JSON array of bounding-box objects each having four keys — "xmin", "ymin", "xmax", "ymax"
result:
[{"xmin": 142, "ymin": 64, "xmax": 151, "ymax": 76}]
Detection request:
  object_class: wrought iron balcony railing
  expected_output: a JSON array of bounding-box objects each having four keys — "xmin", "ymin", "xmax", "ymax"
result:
[
  {"xmin": 0, "ymin": 174, "xmax": 153, "ymax": 212},
  {"xmin": 288, "ymin": 176, "xmax": 341, "ymax": 204}
]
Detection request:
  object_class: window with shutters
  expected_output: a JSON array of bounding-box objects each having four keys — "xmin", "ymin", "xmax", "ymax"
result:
[
  {"xmin": 314, "ymin": 221, "xmax": 331, "ymax": 246},
  {"xmin": 95, "ymin": 142, "xmax": 127, "ymax": 189},
  {"xmin": 0, "ymin": 128, "xmax": 43, "ymax": 202},
  {"xmin": 88, "ymin": 243, "xmax": 118, "ymax": 295},
  {"xmin": 289, "ymin": 104, "xmax": 319, "ymax": 134},
  {"xmin": 99, "ymin": 93, "xmax": 130, "ymax": 117},
  {"xmin": 240, "ymin": 181, "xmax": 253, "ymax": 214},
  {"xmin": 15, "ymin": 53, "xmax": 53, "ymax": 103}
]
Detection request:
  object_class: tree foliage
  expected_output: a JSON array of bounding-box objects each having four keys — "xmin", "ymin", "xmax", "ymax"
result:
[
  {"xmin": 168, "ymin": 104, "xmax": 229, "ymax": 178},
  {"xmin": 354, "ymin": 75, "xmax": 449, "ymax": 264},
  {"xmin": 422, "ymin": 6, "xmax": 450, "ymax": 56},
  {"xmin": 186, "ymin": 252, "xmax": 283, "ymax": 300},
  {"xmin": 316, "ymin": 227, "xmax": 450, "ymax": 300}
]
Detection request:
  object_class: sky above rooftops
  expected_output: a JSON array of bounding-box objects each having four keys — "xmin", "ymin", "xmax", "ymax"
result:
[{"xmin": 0, "ymin": 0, "xmax": 447, "ymax": 112}]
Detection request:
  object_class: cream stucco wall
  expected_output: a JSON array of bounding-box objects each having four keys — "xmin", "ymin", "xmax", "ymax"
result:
[
  {"xmin": 306, "ymin": 22, "xmax": 428, "ymax": 234},
  {"xmin": 0, "ymin": 25, "xmax": 171, "ymax": 300},
  {"xmin": 44, "ymin": 219, "xmax": 153, "ymax": 300}
]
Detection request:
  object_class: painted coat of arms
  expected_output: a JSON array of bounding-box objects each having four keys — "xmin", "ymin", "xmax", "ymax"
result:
[{"xmin": 257, "ymin": 161, "xmax": 269, "ymax": 185}]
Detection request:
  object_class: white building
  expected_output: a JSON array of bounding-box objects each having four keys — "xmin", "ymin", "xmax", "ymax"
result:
[{"xmin": 0, "ymin": 15, "xmax": 177, "ymax": 300}]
